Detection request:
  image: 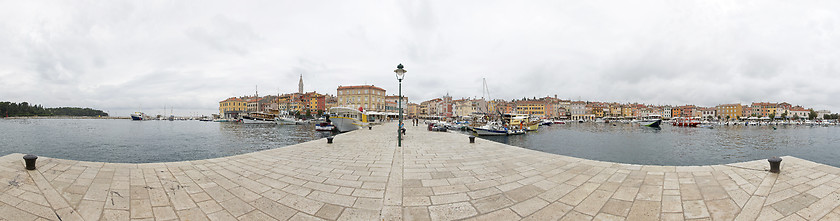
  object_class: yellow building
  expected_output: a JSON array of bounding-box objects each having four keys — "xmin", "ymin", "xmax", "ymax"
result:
[
  {"xmin": 716, "ymin": 103, "xmax": 743, "ymax": 120},
  {"xmin": 219, "ymin": 97, "xmax": 247, "ymax": 119},
  {"xmin": 751, "ymin": 102, "xmax": 778, "ymax": 117},
  {"xmin": 609, "ymin": 106, "xmax": 622, "ymax": 117},
  {"xmin": 514, "ymin": 101, "xmax": 545, "ymax": 116},
  {"xmin": 337, "ymin": 85, "xmax": 386, "ymax": 112},
  {"xmin": 621, "ymin": 106, "xmax": 634, "ymax": 118}
]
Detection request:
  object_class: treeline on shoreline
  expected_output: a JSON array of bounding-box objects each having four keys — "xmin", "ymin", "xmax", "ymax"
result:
[{"xmin": 0, "ymin": 101, "xmax": 108, "ymax": 117}]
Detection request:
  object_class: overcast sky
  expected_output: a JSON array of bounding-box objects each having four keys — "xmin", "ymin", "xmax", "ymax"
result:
[{"xmin": 1, "ymin": 0, "xmax": 838, "ymax": 116}]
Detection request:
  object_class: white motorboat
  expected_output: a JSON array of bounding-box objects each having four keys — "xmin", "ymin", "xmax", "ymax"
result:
[
  {"xmin": 471, "ymin": 122, "xmax": 509, "ymax": 136},
  {"xmin": 275, "ymin": 115, "xmax": 299, "ymax": 125},
  {"xmin": 638, "ymin": 115, "xmax": 662, "ymax": 127},
  {"xmin": 329, "ymin": 107, "xmax": 369, "ymax": 132}
]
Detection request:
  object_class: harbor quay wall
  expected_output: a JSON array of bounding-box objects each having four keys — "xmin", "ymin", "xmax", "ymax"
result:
[{"xmin": 1, "ymin": 122, "xmax": 840, "ymax": 220}]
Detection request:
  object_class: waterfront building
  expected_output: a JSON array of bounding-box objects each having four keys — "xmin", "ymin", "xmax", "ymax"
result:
[
  {"xmin": 609, "ymin": 105, "xmax": 622, "ymax": 117},
  {"xmin": 514, "ymin": 100, "xmax": 546, "ymax": 117},
  {"xmin": 384, "ymin": 95, "xmax": 409, "ymax": 113},
  {"xmin": 556, "ymin": 99, "xmax": 571, "ymax": 119},
  {"xmin": 621, "ymin": 105, "xmax": 634, "ymax": 118},
  {"xmin": 420, "ymin": 98, "xmax": 441, "ymax": 117},
  {"xmin": 407, "ymin": 103, "xmax": 420, "ymax": 118},
  {"xmin": 741, "ymin": 104, "xmax": 753, "ymax": 118},
  {"xmin": 816, "ymin": 110, "xmax": 831, "ymax": 119},
  {"xmin": 789, "ymin": 106, "xmax": 810, "ymax": 119},
  {"xmin": 716, "ymin": 103, "xmax": 742, "ymax": 120},
  {"xmin": 453, "ymin": 99, "xmax": 471, "ymax": 117},
  {"xmin": 219, "ymin": 97, "xmax": 247, "ymax": 119},
  {"xmin": 678, "ymin": 105, "xmax": 695, "ymax": 118},
  {"xmin": 441, "ymin": 93, "xmax": 454, "ymax": 117},
  {"xmin": 324, "ymin": 96, "xmax": 338, "ymax": 111},
  {"xmin": 246, "ymin": 97, "xmax": 265, "ymax": 112},
  {"xmin": 570, "ymin": 101, "xmax": 589, "ymax": 121},
  {"xmin": 337, "ymin": 85, "xmax": 386, "ymax": 112},
  {"xmin": 672, "ymin": 108, "xmax": 682, "ymax": 118},
  {"xmin": 699, "ymin": 107, "xmax": 716, "ymax": 119},
  {"xmin": 751, "ymin": 102, "xmax": 779, "ymax": 118},
  {"xmin": 592, "ymin": 104, "xmax": 606, "ymax": 118},
  {"xmin": 308, "ymin": 93, "xmax": 326, "ymax": 113},
  {"xmin": 663, "ymin": 106, "xmax": 672, "ymax": 119},
  {"xmin": 260, "ymin": 95, "xmax": 279, "ymax": 114}
]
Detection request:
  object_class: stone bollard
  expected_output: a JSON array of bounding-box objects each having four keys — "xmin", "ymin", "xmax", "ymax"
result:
[
  {"xmin": 469, "ymin": 135, "xmax": 476, "ymax": 143},
  {"xmin": 768, "ymin": 157, "xmax": 782, "ymax": 173},
  {"xmin": 327, "ymin": 136, "xmax": 334, "ymax": 144},
  {"xmin": 369, "ymin": 126, "xmax": 372, "ymax": 130},
  {"xmin": 23, "ymin": 154, "xmax": 38, "ymax": 170}
]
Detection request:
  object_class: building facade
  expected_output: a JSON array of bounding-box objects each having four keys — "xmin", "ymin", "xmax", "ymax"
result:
[
  {"xmin": 337, "ymin": 85, "xmax": 386, "ymax": 112},
  {"xmin": 219, "ymin": 97, "xmax": 247, "ymax": 119}
]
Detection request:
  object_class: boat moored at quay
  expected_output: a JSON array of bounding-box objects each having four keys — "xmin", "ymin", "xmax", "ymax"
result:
[
  {"xmin": 241, "ymin": 112, "xmax": 276, "ymax": 124},
  {"xmin": 329, "ymin": 107, "xmax": 369, "ymax": 132}
]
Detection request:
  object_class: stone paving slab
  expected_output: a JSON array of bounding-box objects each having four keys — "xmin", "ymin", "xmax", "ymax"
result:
[{"xmin": 2, "ymin": 122, "xmax": 840, "ymax": 220}]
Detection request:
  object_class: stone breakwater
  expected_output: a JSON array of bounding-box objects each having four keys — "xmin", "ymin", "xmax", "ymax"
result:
[{"xmin": 1, "ymin": 122, "xmax": 839, "ymax": 220}]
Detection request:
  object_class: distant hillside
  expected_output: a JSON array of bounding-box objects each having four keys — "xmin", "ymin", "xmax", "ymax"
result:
[{"xmin": 0, "ymin": 101, "xmax": 108, "ymax": 117}]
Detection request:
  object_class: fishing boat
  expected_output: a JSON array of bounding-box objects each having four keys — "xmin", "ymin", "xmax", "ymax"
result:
[
  {"xmin": 638, "ymin": 115, "xmax": 662, "ymax": 127},
  {"xmin": 130, "ymin": 112, "xmax": 147, "ymax": 121},
  {"xmin": 329, "ymin": 107, "xmax": 369, "ymax": 132},
  {"xmin": 672, "ymin": 117, "xmax": 700, "ymax": 127},
  {"xmin": 242, "ymin": 112, "xmax": 276, "ymax": 124},
  {"xmin": 315, "ymin": 122, "xmax": 335, "ymax": 131},
  {"xmin": 470, "ymin": 122, "xmax": 509, "ymax": 136},
  {"xmin": 504, "ymin": 114, "xmax": 539, "ymax": 131}
]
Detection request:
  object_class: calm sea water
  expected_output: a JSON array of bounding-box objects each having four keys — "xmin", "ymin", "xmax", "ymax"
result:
[
  {"xmin": 462, "ymin": 122, "xmax": 840, "ymax": 167},
  {"xmin": 3, "ymin": 119, "xmax": 839, "ymax": 167},
  {"xmin": 0, "ymin": 119, "xmax": 335, "ymax": 163}
]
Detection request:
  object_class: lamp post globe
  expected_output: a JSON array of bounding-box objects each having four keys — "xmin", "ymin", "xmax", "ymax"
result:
[{"xmin": 394, "ymin": 64, "xmax": 406, "ymax": 147}]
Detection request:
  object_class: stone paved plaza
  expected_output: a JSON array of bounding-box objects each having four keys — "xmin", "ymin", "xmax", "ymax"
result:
[{"xmin": 1, "ymin": 122, "xmax": 840, "ymax": 220}]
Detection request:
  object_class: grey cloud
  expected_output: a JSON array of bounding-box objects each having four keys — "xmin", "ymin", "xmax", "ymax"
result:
[
  {"xmin": 185, "ymin": 15, "xmax": 261, "ymax": 55},
  {"xmin": 2, "ymin": 0, "xmax": 840, "ymax": 116}
]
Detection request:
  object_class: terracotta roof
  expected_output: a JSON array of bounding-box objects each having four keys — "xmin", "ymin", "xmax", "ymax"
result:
[
  {"xmin": 220, "ymin": 97, "xmax": 244, "ymax": 103},
  {"xmin": 790, "ymin": 107, "xmax": 809, "ymax": 111},
  {"xmin": 337, "ymin": 85, "xmax": 385, "ymax": 91}
]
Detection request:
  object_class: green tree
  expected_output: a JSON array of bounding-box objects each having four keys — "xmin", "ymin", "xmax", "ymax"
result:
[
  {"xmin": 769, "ymin": 113, "xmax": 775, "ymax": 121},
  {"xmin": 781, "ymin": 112, "xmax": 787, "ymax": 119},
  {"xmin": 809, "ymin": 109, "xmax": 817, "ymax": 120}
]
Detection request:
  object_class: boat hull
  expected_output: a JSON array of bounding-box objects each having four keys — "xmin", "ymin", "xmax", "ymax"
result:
[
  {"xmin": 242, "ymin": 118, "xmax": 275, "ymax": 124},
  {"xmin": 275, "ymin": 117, "xmax": 298, "ymax": 125},
  {"xmin": 332, "ymin": 117, "xmax": 363, "ymax": 132},
  {"xmin": 525, "ymin": 124, "xmax": 539, "ymax": 131},
  {"xmin": 673, "ymin": 122, "xmax": 700, "ymax": 127},
  {"xmin": 639, "ymin": 119, "xmax": 662, "ymax": 127},
  {"xmin": 471, "ymin": 127, "xmax": 508, "ymax": 136}
]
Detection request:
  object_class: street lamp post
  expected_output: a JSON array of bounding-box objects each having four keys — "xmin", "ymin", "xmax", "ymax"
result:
[{"xmin": 395, "ymin": 64, "xmax": 406, "ymax": 147}]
